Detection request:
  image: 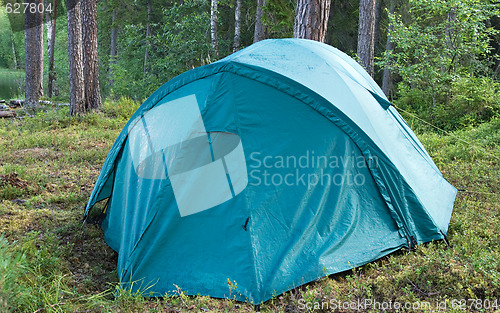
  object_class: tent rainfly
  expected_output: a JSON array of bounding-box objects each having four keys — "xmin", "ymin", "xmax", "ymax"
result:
[{"xmin": 85, "ymin": 38, "xmax": 457, "ymax": 304}]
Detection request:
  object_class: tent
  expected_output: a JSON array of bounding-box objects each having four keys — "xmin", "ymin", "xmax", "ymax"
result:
[{"xmin": 85, "ymin": 38, "xmax": 457, "ymax": 304}]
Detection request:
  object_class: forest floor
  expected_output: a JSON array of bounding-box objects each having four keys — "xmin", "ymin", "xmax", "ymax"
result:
[{"xmin": 0, "ymin": 100, "xmax": 499, "ymax": 312}]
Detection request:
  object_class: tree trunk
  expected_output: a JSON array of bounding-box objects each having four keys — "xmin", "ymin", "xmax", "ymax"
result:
[
  {"xmin": 67, "ymin": 0, "xmax": 85, "ymax": 115},
  {"xmin": 24, "ymin": 0, "xmax": 44, "ymax": 108},
  {"xmin": 47, "ymin": 0, "xmax": 58, "ymax": 98},
  {"xmin": 45, "ymin": 0, "xmax": 52, "ymax": 57},
  {"xmin": 444, "ymin": 5, "xmax": 457, "ymax": 74},
  {"xmin": 109, "ymin": 8, "xmax": 118, "ymax": 87},
  {"xmin": 0, "ymin": 110, "xmax": 17, "ymax": 118},
  {"xmin": 253, "ymin": 0, "xmax": 266, "ymax": 43},
  {"xmin": 210, "ymin": 0, "xmax": 219, "ymax": 58},
  {"xmin": 293, "ymin": 0, "xmax": 331, "ymax": 43},
  {"xmin": 445, "ymin": 6, "xmax": 457, "ymax": 50},
  {"xmin": 382, "ymin": 0, "xmax": 395, "ymax": 97},
  {"xmin": 144, "ymin": 0, "xmax": 152, "ymax": 76},
  {"xmin": 81, "ymin": 0, "xmax": 102, "ymax": 111},
  {"xmin": 233, "ymin": 0, "xmax": 242, "ymax": 52},
  {"xmin": 10, "ymin": 31, "xmax": 18, "ymax": 70},
  {"xmin": 374, "ymin": 0, "xmax": 381, "ymax": 49},
  {"xmin": 357, "ymin": 0, "xmax": 376, "ymax": 76}
]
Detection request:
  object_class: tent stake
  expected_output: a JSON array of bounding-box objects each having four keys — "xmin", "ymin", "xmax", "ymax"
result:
[{"xmin": 440, "ymin": 231, "xmax": 452, "ymax": 249}]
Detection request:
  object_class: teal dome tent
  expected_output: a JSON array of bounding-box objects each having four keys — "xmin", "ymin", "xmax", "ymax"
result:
[{"xmin": 85, "ymin": 38, "xmax": 457, "ymax": 304}]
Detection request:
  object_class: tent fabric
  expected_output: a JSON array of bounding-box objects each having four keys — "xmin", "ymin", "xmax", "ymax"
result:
[{"xmin": 85, "ymin": 38, "xmax": 456, "ymax": 304}]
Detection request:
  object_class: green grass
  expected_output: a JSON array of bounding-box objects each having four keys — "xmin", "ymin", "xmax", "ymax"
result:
[{"xmin": 0, "ymin": 101, "xmax": 498, "ymax": 312}]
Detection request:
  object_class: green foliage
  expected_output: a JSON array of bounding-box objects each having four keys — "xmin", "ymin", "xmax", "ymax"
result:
[
  {"xmin": 384, "ymin": 0, "xmax": 500, "ymax": 130},
  {"xmin": 397, "ymin": 75, "xmax": 500, "ymax": 131},
  {"xmin": 109, "ymin": 0, "xmax": 218, "ymax": 100},
  {"xmin": 159, "ymin": 0, "xmax": 213, "ymax": 72},
  {"xmin": 0, "ymin": 1, "xmax": 23, "ymax": 70},
  {"xmin": 0, "ymin": 4, "xmax": 14, "ymax": 69},
  {"xmin": 327, "ymin": 0, "xmax": 360, "ymax": 55},
  {"xmin": 48, "ymin": 13, "xmax": 71, "ymax": 101},
  {"xmin": 102, "ymin": 97, "xmax": 141, "ymax": 120},
  {"xmin": 436, "ymin": 76, "xmax": 500, "ymax": 128},
  {"xmin": 107, "ymin": 23, "xmax": 152, "ymax": 100},
  {"xmin": 263, "ymin": 0, "xmax": 295, "ymax": 38}
]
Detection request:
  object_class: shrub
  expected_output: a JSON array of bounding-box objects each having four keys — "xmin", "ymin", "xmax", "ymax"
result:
[
  {"xmin": 385, "ymin": 0, "xmax": 499, "ymax": 130},
  {"xmin": 102, "ymin": 97, "xmax": 141, "ymax": 120}
]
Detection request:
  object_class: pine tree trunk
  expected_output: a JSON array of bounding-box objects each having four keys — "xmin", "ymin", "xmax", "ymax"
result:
[
  {"xmin": 144, "ymin": 0, "xmax": 152, "ymax": 76},
  {"xmin": 109, "ymin": 8, "xmax": 118, "ymax": 87},
  {"xmin": 374, "ymin": 0, "xmax": 381, "ymax": 49},
  {"xmin": 382, "ymin": 0, "xmax": 395, "ymax": 97},
  {"xmin": 67, "ymin": 0, "xmax": 85, "ymax": 115},
  {"xmin": 81, "ymin": 0, "xmax": 102, "ymax": 111},
  {"xmin": 47, "ymin": 0, "xmax": 58, "ymax": 98},
  {"xmin": 24, "ymin": 0, "xmax": 44, "ymax": 108},
  {"xmin": 253, "ymin": 0, "xmax": 266, "ymax": 43},
  {"xmin": 293, "ymin": 0, "xmax": 331, "ymax": 43},
  {"xmin": 233, "ymin": 0, "xmax": 242, "ymax": 52},
  {"xmin": 357, "ymin": 0, "xmax": 376, "ymax": 76},
  {"xmin": 210, "ymin": 0, "xmax": 219, "ymax": 58}
]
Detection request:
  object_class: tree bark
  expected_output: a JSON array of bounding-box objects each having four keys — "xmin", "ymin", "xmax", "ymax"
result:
[
  {"xmin": 210, "ymin": 0, "xmax": 219, "ymax": 58},
  {"xmin": 67, "ymin": 0, "xmax": 85, "ymax": 115},
  {"xmin": 109, "ymin": 8, "xmax": 118, "ymax": 87},
  {"xmin": 81, "ymin": 0, "xmax": 102, "ymax": 111},
  {"xmin": 293, "ymin": 0, "xmax": 331, "ymax": 43},
  {"xmin": 253, "ymin": 0, "xmax": 266, "ymax": 43},
  {"xmin": 382, "ymin": 0, "xmax": 395, "ymax": 97},
  {"xmin": 10, "ymin": 31, "xmax": 18, "ymax": 70},
  {"xmin": 374, "ymin": 0, "xmax": 381, "ymax": 49},
  {"xmin": 445, "ymin": 7, "xmax": 457, "ymax": 50},
  {"xmin": 357, "ymin": 0, "xmax": 376, "ymax": 76},
  {"xmin": 144, "ymin": 0, "xmax": 152, "ymax": 76},
  {"xmin": 45, "ymin": 0, "xmax": 52, "ymax": 58},
  {"xmin": 24, "ymin": 0, "xmax": 44, "ymax": 108},
  {"xmin": 233, "ymin": 0, "xmax": 242, "ymax": 52},
  {"xmin": 0, "ymin": 110, "xmax": 17, "ymax": 118},
  {"xmin": 47, "ymin": 0, "xmax": 58, "ymax": 98}
]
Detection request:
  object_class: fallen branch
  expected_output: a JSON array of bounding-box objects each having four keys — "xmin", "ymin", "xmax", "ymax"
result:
[
  {"xmin": 9, "ymin": 99, "xmax": 23, "ymax": 107},
  {"xmin": 0, "ymin": 110, "xmax": 16, "ymax": 118},
  {"xmin": 9, "ymin": 99, "xmax": 70, "ymax": 108},
  {"xmin": 406, "ymin": 278, "xmax": 440, "ymax": 297}
]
